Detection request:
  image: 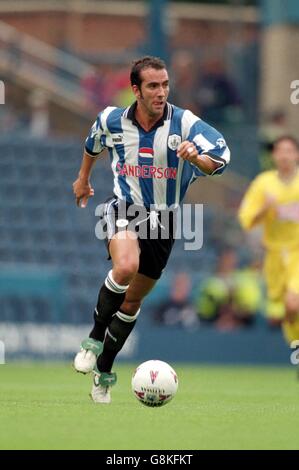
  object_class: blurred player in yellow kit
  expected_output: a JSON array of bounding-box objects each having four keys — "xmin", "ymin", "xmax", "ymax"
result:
[{"xmin": 238, "ymin": 136, "xmax": 299, "ymax": 346}]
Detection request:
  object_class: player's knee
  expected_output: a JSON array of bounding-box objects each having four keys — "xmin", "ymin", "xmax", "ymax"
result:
[
  {"xmin": 114, "ymin": 257, "xmax": 139, "ymax": 284},
  {"xmin": 285, "ymin": 292, "xmax": 299, "ymax": 322},
  {"xmin": 285, "ymin": 295, "xmax": 299, "ymax": 315}
]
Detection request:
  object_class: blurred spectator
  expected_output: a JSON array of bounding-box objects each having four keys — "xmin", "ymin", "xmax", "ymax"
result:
[
  {"xmin": 196, "ymin": 58, "xmax": 243, "ymax": 124},
  {"xmin": 28, "ymin": 89, "xmax": 50, "ymax": 138},
  {"xmin": 81, "ymin": 68, "xmax": 108, "ymax": 111},
  {"xmin": 195, "ymin": 249, "xmax": 262, "ymax": 331},
  {"xmin": 110, "ymin": 65, "xmax": 134, "ymax": 108},
  {"xmin": 81, "ymin": 65, "xmax": 134, "ymax": 112},
  {"xmin": 153, "ymin": 272, "xmax": 198, "ymax": 329},
  {"xmin": 259, "ymin": 110, "xmax": 288, "ymax": 171},
  {"xmin": 169, "ymin": 50, "xmax": 199, "ymax": 114}
]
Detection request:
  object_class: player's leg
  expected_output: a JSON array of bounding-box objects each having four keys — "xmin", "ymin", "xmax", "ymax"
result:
[
  {"xmin": 282, "ymin": 291, "xmax": 299, "ymax": 345},
  {"xmin": 91, "ymin": 272, "xmax": 156, "ymax": 403},
  {"xmin": 275, "ymin": 253, "xmax": 299, "ymax": 379},
  {"xmin": 263, "ymin": 251, "xmax": 285, "ymax": 327},
  {"xmin": 281, "ymin": 250, "xmax": 299, "ymax": 346},
  {"xmin": 74, "ymin": 231, "xmax": 139, "ymax": 374},
  {"xmin": 282, "ymin": 292, "xmax": 299, "ymax": 379},
  {"xmin": 96, "ymin": 272, "xmax": 156, "ymax": 372},
  {"xmin": 89, "ymin": 231, "xmax": 140, "ymax": 342},
  {"xmin": 285, "ymin": 291, "xmax": 299, "ymax": 323},
  {"xmin": 94, "ymin": 227, "xmax": 175, "ymax": 379},
  {"xmin": 91, "ymin": 210, "xmax": 175, "ymax": 402}
]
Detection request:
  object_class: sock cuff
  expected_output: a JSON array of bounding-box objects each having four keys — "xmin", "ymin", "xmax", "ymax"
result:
[
  {"xmin": 116, "ymin": 309, "xmax": 140, "ymax": 323},
  {"xmin": 105, "ymin": 270, "xmax": 129, "ymax": 294}
]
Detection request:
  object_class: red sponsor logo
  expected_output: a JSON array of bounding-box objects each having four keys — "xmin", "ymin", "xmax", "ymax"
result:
[
  {"xmin": 277, "ymin": 203, "xmax": 299, "ymax": 222},
  {"xmin": 116, "ymin": 163, "xmax": 177, "ymax": 180}
]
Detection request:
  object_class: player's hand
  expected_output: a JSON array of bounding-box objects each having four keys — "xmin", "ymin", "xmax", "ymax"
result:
[
  {"xmin": 264, "ymin": 193, "xmax": 278, "ymax": 212},
  {"xmin": 177, "ymin": 141, "xmax": 198, "ymax": 164},
  {"xmin": 73, "ymin": 177, "xmax": 94, "ymax": 208}
]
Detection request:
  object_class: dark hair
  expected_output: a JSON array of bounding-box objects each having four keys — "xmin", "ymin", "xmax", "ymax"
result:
[
  {"xmin": 272, "ymin": 135, "xmax": 299, "ymax": 151},
  {"xmin": 130, "ymin": 56, "xmax": 166, "ymax": 88}
]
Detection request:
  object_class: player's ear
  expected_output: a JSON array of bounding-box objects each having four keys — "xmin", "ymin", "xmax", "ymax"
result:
[{"xmin": 132, "ymin": 84, "xmax": 141, "ymax": 99}]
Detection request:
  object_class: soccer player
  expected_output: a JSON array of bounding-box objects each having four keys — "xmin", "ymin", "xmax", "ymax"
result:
[
  {"xmin": 238, "ymin": 136, "xmax": 299, "ymax": 348},
  {"xmin": 72, "ymin": 56, "xmax": 230, "ymax": 403}
]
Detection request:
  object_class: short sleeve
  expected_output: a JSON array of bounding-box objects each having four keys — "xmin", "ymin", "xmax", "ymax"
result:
[
  {"xmin": 85, "ymin": 112, "xmax": 106, "ymax": 157},
  {"xmin": 187, "ymin": 117, "xmax": 231, "ymax": 175}
]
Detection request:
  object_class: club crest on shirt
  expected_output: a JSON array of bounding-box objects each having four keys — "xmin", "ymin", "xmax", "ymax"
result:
[
  {"xmin": 216, "ymin": 138, "xmax": 226, "ymax": 149},
  {"xmin": 168, "ymin": 134, "xmax": 182, "ymax": 151}
]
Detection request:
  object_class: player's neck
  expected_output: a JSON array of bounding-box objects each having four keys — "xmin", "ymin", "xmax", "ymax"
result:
[
  {"xmin": 277, "ymin": 167, "xmax": 298, "ymax": 183},
  {"xmin": 135, "ymin": 104, "xmax": 164, "ymax": 132}
]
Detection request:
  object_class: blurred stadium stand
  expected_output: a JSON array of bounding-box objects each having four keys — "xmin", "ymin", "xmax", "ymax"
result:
[
  {"xmin": 0, "ymin": 19, "xmax": 96, "ymax": 119},
  {"xmin": 0, "ymin": 1, "xmax": 292, "ymax": 362},
  {"xmin": 0, "ymin": 0, "xmax": 260, "ymax": 134},
  {"xmin": 0, "ymin": 138, "xmax": 110, "ymax": 324}
]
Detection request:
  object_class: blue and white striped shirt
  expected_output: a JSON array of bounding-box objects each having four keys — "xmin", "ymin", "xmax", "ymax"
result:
[{"xmin": 85, "ymin": 102, "xmax": 230, "ymax": 208}]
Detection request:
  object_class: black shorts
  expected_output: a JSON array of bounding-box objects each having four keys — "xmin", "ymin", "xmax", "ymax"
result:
[{"xmin": 97, "ymin": 196, "xmax": 176, "ymax": 280}]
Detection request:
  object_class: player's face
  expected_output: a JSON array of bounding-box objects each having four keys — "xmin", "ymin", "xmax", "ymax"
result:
[
  {"xmin": 272, "ymin": 140, "xmax": 299, "ymax": 172},
  {"xmin": 133, "ymin": 67, "xmax": 169, "ymax": 117}
]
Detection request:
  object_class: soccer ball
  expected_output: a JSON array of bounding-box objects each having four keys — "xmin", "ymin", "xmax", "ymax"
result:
[{"xmin": 131, "ymin": 360, "xmax": 178, "ymax": 407}]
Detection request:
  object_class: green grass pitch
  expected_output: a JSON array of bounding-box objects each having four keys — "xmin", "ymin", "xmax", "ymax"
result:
[{"xmin": 0, "ymin": 363, "xmax": 299, "ymax": 450}]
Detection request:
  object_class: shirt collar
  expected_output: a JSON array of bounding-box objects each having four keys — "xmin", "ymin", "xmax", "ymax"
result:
[{"xmin": 124, "ymin": 101, "xmax": 171, "ymax": 130}]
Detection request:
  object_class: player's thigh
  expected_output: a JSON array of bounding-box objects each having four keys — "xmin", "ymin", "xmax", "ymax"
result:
[
  {"xmin": 109, "ymin": 230, "xmax": 140, "ymax": 268},
  {"xmin": 263, "ymin": 251, "xmax": 285, "ymax": 301},
  {"xmin": 285, "ymin": 290, "xmax": 299, "ymax": 315},
  {"xmin": 125, "ymin": 273, "xmax": 157, "ymax": 304},
  {"xmin": 286, "ymin": 251, "xmax": 299, "ymax": 299},
  {"xmin": 263, "ymin": 251, "xmax": 286, "ymax": 321}
]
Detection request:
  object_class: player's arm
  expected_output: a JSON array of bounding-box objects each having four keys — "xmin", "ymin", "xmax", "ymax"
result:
[
  {"xmin": 73, "ymin": 112, "xmax": 106, "ymax": 208},
  {"xmin": 238, "ymin": 177, "xmax": 276, "ymax": 230},
  {"xmin": 247, "ymin": 194, "xmax": 277, "ymax": 227},
  {"xmin": 73, "ymin": 152, "xmax": 97, "ymax": 208},
  {"xmin": 178, "ymin": 112, "xmax": 230, "ymax": 175},
  {"xmin": 177, "ymin": 141, "xmax": 221, "ymax": 174}
]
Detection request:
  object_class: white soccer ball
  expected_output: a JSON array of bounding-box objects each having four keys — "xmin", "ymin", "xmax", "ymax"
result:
[{"xmin": 131, "ymin": 360, "xmax": 178, "ymax": 407}]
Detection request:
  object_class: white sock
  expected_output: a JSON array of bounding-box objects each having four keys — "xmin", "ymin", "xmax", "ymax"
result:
[
  {"xmin": 105, "ymin": 270, "xmax": 129, "ymax": 294},
  {"xmin": 116, "ymin": 309, "xmax": 140, "ymax": 322}
]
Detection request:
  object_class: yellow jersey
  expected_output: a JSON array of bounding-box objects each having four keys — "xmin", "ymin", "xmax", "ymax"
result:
[{"xmin": 238, "ymin": 170, "xmax": 299, "ymax": 250}]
